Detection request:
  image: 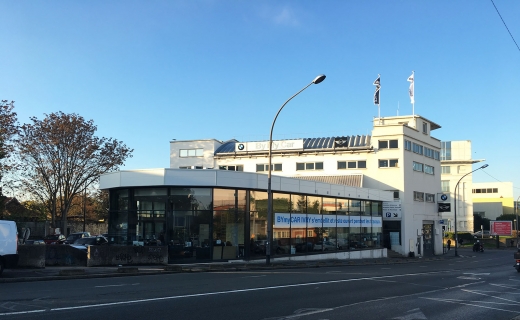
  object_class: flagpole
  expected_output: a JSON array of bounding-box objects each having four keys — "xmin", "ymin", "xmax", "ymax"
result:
[{"xmin": 412, "ymin": 71, "xmax": 415, "ymax": 116}]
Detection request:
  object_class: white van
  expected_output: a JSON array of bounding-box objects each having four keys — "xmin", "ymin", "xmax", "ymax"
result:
[{"xmin": 0, "ymin": 220, "xmax": 19, "ymax": 275}]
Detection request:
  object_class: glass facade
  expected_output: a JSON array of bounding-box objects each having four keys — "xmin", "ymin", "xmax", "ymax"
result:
[{"xmin": 108, "ymin": 187, "xmax": 384, "ymax": 263}]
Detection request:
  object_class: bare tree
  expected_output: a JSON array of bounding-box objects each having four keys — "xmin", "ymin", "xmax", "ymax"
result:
[
  {"xmin": 17, "ymin": 112, "xmax": 133, "ymax": 234},
  {"xmin": 0, "ymin": 100, "xmax": 19, "ymax": 218}
]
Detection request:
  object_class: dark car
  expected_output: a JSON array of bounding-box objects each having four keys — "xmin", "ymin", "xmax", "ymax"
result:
[
  {"xmin": 70, "ymin": 236, "xmax": 108, "ymax": 251},
  {"xmin": 64, "ymin": 232, "xmax": 91, "ymax": 244},
  {"xmin": 43, "ymin": 234, "xmax": 66, "ymax": 245}
]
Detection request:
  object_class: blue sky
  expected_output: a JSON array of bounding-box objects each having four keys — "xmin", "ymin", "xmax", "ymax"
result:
[{"xmin": 1, "ymin": 1, "xmax": 519, "ymax": 197}]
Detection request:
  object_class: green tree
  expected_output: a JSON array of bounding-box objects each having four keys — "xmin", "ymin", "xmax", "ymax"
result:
[
  {"xmin": 17, "ymin": 112, "xmax": 133, "ymax": 235},
  {"xmin": 473, "ymin": 213, "xmax": 490, "ymax": 232},
  {"xmin": 0, "ymin": 100, "xmax": 19, "ymax": 218}
]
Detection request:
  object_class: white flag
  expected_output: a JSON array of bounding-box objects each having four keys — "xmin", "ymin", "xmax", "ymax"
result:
[{"xmin": 407, "ymin": 72, "xmax": 414, "ymax": 104}]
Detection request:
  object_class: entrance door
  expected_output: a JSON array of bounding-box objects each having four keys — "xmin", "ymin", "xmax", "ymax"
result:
[{"xmin": 423, "ymin": 223, "xmax": 434, "ymax": 256}]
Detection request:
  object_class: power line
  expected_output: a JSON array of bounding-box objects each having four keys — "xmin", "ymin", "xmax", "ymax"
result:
[
  {"xmin": 490, "ymin": 0, "xmax": 520, "ymax": 53},
  {"xmin": 481, "ymin": 170, "xmax": 520, "ymax": 191}
]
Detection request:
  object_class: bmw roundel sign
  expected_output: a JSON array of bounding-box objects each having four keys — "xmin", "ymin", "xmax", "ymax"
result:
[
  {"xmin": 237, "ymin": 143, "xmax": 245, "ymax": 151},
  {"xmin": 437, "ymin": 193, "xmax": 450, "ymax": 203}
]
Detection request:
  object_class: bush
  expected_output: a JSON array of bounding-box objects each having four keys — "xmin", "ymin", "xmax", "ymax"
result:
[{"xmin": 445, "ymin": 232, "xmax": 473, "ymax": 243}]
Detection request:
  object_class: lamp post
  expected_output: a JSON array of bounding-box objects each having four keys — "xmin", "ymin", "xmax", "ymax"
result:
[
  {"xmin": 266, "ymin": 74, "xmax": 326, "ymax": 265},
  {"xmin": 454, "ymin": 163, "xmax": 488, "ymax": 257},
  {"xmin": 516, "ymin": 195, "xmax": 520, "ymax": 245}
]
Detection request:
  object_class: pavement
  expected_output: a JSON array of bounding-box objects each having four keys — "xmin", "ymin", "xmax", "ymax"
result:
[{"xmin": 1, "ymin": 247, "xmax": 511, "ymax": 283}]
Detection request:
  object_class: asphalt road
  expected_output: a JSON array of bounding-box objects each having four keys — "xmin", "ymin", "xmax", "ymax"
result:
[{"xmin": 1, "ymin": 249, "xmax": 519, "ymax": 320}]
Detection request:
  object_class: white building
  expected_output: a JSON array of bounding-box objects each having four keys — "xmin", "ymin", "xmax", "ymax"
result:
[
  {"xmin": 440, "ymin": 140, "xmax": 485, "ymax": 232},
  {"xmin": 170, "ymin": 114, "xmax": 444, "ymax": 256}
]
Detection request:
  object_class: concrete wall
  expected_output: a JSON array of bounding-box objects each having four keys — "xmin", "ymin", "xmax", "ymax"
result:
[
  {"xmin": 18, "ymin": 245, "xmax": 46, "ymax": 268},
  {"xmin": 45, "ymin": 245, "xmax": 88, "ymax": 267},
  {"xmin": 87, "ymin": 246, "xmax": 168, "ymax": 267}
]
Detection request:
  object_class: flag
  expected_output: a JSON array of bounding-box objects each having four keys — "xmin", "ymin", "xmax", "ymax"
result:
[
  {"xmin": 407, "ymin": 72, "xmax": 414, "ymax": 104},
  {"xmin": 373, "ymin": 75, "xmax": 380, "ymax": 86},
  {"xmin": 373, "ymin": 74, "xmax": 380, "ymax": 105}
]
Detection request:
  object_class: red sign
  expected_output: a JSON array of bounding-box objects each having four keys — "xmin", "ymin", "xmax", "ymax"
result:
[{"xmin": 490, "ymin": 221, "xmax": 512, "ymax": 236}]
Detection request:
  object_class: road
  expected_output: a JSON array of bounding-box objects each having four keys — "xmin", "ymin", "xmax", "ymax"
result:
[{"xmin": 1, "ymin": 249, "xmax": 519, "ymax": 320}]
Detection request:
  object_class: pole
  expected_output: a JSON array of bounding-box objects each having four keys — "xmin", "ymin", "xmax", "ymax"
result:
[
  {"xmin": 83, "ymin": 188, "xmax": 86, "ymax": 232},
  {"xmin": 266, "ymin": 75, "xmax": 325, "ymax": 265},
  {"xmin": 454, "ymin": 164, "xmax": 488, "ymax": 257},
  {"xmin": 516, "ymin": 195, "xmax": 520, "ymax": 247}
]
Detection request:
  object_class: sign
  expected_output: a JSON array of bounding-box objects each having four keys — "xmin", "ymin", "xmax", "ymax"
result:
[
  {"xmin": 439, "ymin": 219, "xmax": 445, "ymax": 225},
  {"xmin": 490, "ymin": 221, "xmax": 512, "ymax": 236},
  {"xmin": 437, "ymin": 193, "xmax": 449, "ymax": 202},
  {"xmin": 438, "ymin": 203, "xmax": 451, "ymax": 212},
  {"xmin": 273, "ymin": 213, "xmax": 382, "ymax": 228},
  {"xmin": 382, "ymin": 201, "xmax": 402, "ymax": 220},
  {"xmin": 235, "ymin": 139, "xmax": 304, "ymax": 152}
]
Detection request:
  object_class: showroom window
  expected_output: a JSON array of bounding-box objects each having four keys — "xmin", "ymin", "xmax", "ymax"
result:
[
  {"xmin": 256, "ymin": 164, "xmax": 282, "ymax": 172},
  {"xmin": 296, "ymin": 162, "xmax": 324, "ymax": 171},
  {"xmin": 338, "ymin": 160, "xmax": 366, "ymax": 169}
]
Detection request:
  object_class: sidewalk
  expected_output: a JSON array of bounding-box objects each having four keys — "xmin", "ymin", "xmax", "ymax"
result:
[{"xmin": 0, "ymin": 252, "xmax": 457, "ymax": 283}]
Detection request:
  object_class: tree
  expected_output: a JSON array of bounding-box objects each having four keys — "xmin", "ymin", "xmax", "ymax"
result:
[
  {"xmin": 0, "ymin": 100, "xmax": 19, "ymax": 218},
  {"xmin": 473, "ymin": 213, "xmax": 490, "ymax": 232},
  {"xmin": 17, "ymin": 112, "xmax": 133, "ymax": 235}
]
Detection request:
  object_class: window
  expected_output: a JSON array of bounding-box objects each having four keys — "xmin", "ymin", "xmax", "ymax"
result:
[
  {"xmin": 219, "ymin": 165, "xmax": 244, "ymax": 171},
  {"xmin": 433, "ymin": 151, "xmax": 440, "ymax": 160},
  {"xmin": 472, "ymin": 188, "xmax": 498, "ymax": 194},
  {"xmin": 179, "ymin": 166, "xmax": 192, "ymax": 169},
  {"xmin": 441, "ymin": 141, "xmax": 451, "ymax": 160},
  {"xmin": 414, "ymin": 191, "xmax": 424, "ymax": 202},
  {"xmin": 256, "ymin": 164, "xmax": 282, "ymax": 172},
  {"xmin": 424, "ymin": 147, "xmax": 435, "ymax": 158},
  {"xmin": 337, "ymin": 160, "xmax": 366, "ymax": 169},
  {"xmin": 441, "ymin": 166, "xmax": 451, "ymax": 174},
  {"xmin": 425, "ymin": 193, "xmax": 435, "ymax": 202},
  {"xmin": 441, "ymin": 180, "xmax": 450, "ymax": 192},
  {"xmin": 404, "ymin": 140, "xmax": 412, "ymax": 151},
  {"xmin": 387, "ymin": 190, "xmax": 400, "ymax": 199},
  {"xmin": 379, "ymin": 139, "xmax": 398, "ymax": 149},
  {"xmin": 379, "ymin": 159, "xmax": 398, "ymax": 168},
  {"xmin": 423, "ymin": 122, "xmax": 428, "ymax": 134},
  {"xmin": 424, "ymin": 164, "xmax": 434, "ymax": 175},
  {"xmin": 179, "ymin": 148, "xmax": 203, "ymax": 157},
  {"xmin": 412, "ymin": 143, "xmax": 423, "ymax": 155},
  {"xmin": 296, "ymin": 162, "xmax": 323, "ymax": 171},
  {"xmin": 413, "ymin": 161, "xmax": 423, "ymax": 172}
]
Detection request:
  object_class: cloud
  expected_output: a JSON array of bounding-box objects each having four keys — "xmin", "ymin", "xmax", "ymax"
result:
[{"xmin": 273, "ymin": 6, "xmax": 300, "ymax": 26}]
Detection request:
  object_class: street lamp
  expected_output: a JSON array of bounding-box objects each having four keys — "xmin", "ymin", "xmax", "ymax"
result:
[
  {"xmin": 454, "ymin": 163, "xmax": 488, "ymax": 257},
  {"xmin": 266, "ymin": 74, "xmax": 326, "ymax": 265},
  {"xmin": 516, "ymin": 195, "xmax": 520, "ymax": 246}
]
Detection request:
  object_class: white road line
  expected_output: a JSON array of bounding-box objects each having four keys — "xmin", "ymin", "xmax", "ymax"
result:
[
  {"xmin": 0, "ymin": 270, "xmax": 453, "ymax": 316},
  {"xmin": 420, "ymin": 297, "xmax": 519, "ymax": 313},
  {"xmin": 462, "ymin": 289, "xmax": 520, "ymax": 304}
]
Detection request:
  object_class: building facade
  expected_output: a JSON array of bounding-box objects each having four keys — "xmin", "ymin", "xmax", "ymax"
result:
[
  {"xmin": 439, "ymin": 140, "xmax": 485, "ymax": 233},
  {"xmin": 167, "ymin": 114, "xmax": 444, "ymax": 257},
  {"xmin": 473, "ymin": 181, "xmax": 514, "ymax": 221}
]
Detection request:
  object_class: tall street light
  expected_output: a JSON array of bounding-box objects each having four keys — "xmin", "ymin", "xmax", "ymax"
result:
[
  {"xmin": 266, "ymin": 74, "xmax": 326, "ymax": 265},
  {"xmin": 454, "ymin": 163, "xmax": 488, "ymax": 257}
]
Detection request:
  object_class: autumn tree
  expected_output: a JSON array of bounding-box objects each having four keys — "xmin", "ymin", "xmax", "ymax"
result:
[
  {"xmin": 0, "ymin": 100, "xmax": 19, "ymax": 218},
  {"xmin": 17, "ymin": 112, "xmax": 133, "ymax": 235}
]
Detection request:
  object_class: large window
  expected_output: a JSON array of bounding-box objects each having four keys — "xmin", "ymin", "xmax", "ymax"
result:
[
  {"xmin": 441, "ymin": 166, "xmax": 451, "ymax": 174},
  {"xmin": 256, "ymin": 164, "xmax": 282, "ymax": 172},
  {"xmin": 296, "ymin": 162, "xmax": 323, "ymax": 171},
  {"xmin": 414, "ymin": 191, "xmax": 424, "ymax": 202},
  {"xmin": 441, "ymin": 141, "xmax": 451, "ymax": 160},
  {"xmin": 441, "ymin": 180, "xmax": 450, "ymax": 192},
  {"xmin": 219, "ymin": 165, "xmax": 243, "ymax": 171},
  {"xmin": 338, "ymin": 160, "xmax": 366, "ymax": 169},
  {"xmin": 412, "ymin": 143, "xmax": 423, "ymax": 155},
  {"xmin": 179, "ymin": 148, "xmax": 203, "ymax": 157},
  {"xmin": 424, "ymin": 164, "xmax": 434, "ymax": 175},
  {"xmin": 473, "ymin": 188, "xmax": 498, "ymax": 194},
  {"xmin": 378, "ymin": 140, "xmax": 398, "ymax": 149},
  {"xmin": 404, "ymin": 140, "xmax": 412, "ymax": 151},
  {"xmin": 379, "ymin": 159, "xmax": 398, "ymax": 168},
  {"xmin": 413, "ymin": 162, "xmax": 423, "ymax": 172}
]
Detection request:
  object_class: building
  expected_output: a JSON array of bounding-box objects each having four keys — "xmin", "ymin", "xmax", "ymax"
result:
[
  {"xmin": 440, "ymin": 140, "xmax": 485, "ymax": 232},
  {"xmin": 168, "ymin": 114, "xmax": 443, "ymax": 257},
  {"xmin": 473, "ymin": 181, "xmax": 514, "ymax": 221}
]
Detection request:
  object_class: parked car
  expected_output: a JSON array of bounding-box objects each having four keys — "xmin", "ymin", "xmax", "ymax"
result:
[
  {"xmin": 471, "ymin": 230, "xmax": 493, "ymax": 238},
  {"xmin": 43, "ymin": 234, "xmax": 66, "ymax": 245},
  {"xmin": 64, "ymin": 232, "xmax": 91, "ymax": 244},
  {"xmin": 314, "ymin": 241, "xmax": 340, "ymax": 251},
  {"xmin": 70, "ymin": 236, "xmax": 108, "ymax": 252},
  {"xmin": 24, "ymin": 237, "xmax": 45, "ymax": 245}
]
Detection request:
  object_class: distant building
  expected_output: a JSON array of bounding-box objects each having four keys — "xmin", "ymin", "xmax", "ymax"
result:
[
  {"xmin": 473, "ymin": 181, "xmax": 514, "ymax": 221},
  {"xmin": 440, "ymin": 140, "xmax": 485, "ymax": 232}
]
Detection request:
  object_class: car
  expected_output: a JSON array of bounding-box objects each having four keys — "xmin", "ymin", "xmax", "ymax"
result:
[
  {"xmin": 314, "ymin": 241, "xmax": 340, "ymax": 251},
  {"xmin": 24, "ymin": 238, "xmax": 45, "ymax": 245},
  {"xmin": 64, "ymin": 232, "xmax": 91, "ymax": 244},
  {"xmin": 43, "ymin": 234, "xmax": 66, "ymax": 245},
  {"xmin": 70, "ymin": 236, "xmax": 108, "ymax": 251},
  {"xmin": 253, "ymin": 240, "xmax": 286, "ymax": 254},
  {"xmin": 471, "ymin": 230, "xmax": 493, "ymax": 238}
]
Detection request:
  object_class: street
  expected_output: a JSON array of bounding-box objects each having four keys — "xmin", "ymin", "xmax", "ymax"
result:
[{"xmin": 1, "ymin": 249, "xmax": 519, "ymax": 320}]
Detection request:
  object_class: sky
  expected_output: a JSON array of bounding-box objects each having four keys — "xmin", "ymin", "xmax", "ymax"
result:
[{"xmin": 1, "ymin": 1, "xmax": 519, "ymax": 197}]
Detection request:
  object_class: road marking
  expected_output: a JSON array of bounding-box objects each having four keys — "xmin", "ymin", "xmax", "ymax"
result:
[
  {"xmin": 242, "ymin": 275, "xmax": 266, "ymax": 278},
  {"xmin": 0, "ymin": 270, "xmax": 453, "ymax": 316},
  {"xmin": 392, "ymin": 308, "xmax": 426, "ymax": 320},
  {"xmin": 421, "ymin": 297, "xmax": 520, "ymax": 313},
  {"xmin": 464, "ymin": 273, "xmax": 490, "ymax": 276},
  {"xmin": 95, "ymin": 283, "xmax": 139, "ymax": 288},
  {"xmin": 462, "ymin": 289, "xmax": 520, "ymax": 304}
]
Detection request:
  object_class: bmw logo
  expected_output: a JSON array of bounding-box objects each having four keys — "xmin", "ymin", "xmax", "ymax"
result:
[
  {"xmin": 441, "ymin": 194, "xmax": 448, "ymax": 201},
  {"xmin": 238, "ymin": 144, "xmax": 245, "ymax": 151}
]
